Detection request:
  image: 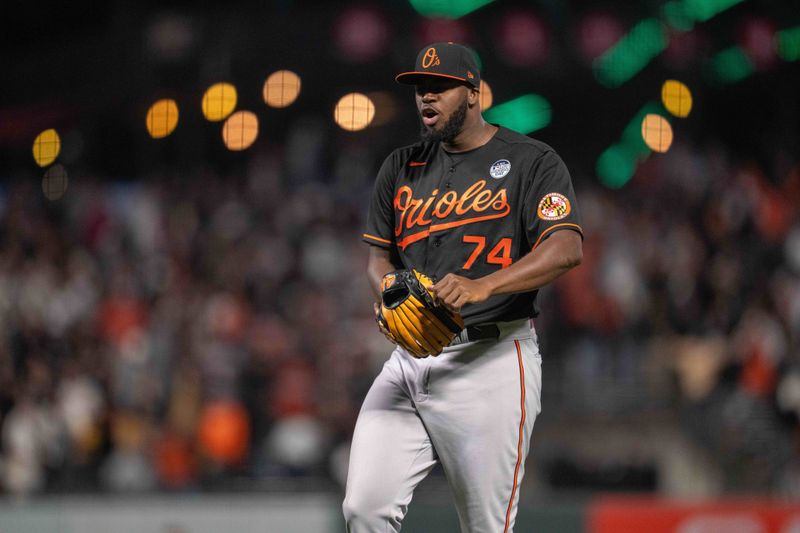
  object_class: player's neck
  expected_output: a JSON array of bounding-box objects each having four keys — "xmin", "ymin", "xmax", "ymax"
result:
[{"xmin": 442, "ymin": 119, "xmax": 498, "ymax": 153}]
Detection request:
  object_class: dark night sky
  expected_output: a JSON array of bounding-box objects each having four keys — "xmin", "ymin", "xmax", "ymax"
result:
[{"xmin": 1, "ymin": 0, "xmax": 798, "ymax": 181}]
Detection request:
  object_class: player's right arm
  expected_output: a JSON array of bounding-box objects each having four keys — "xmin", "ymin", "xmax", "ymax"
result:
[
  {"xmin": 433, "ymin": 148, "xmax": 584, "ymax": 312},
  {"xmin": 368, "ymin": 245, "xmax": 402, "ymax": 345},
  {"xmin": 363, "ymin": 148, "xmax": 407, "ymax": 297},
  {"xmin": 431, "ymin": 230, "xmax": 582, "ymax": 310},
  {"xmin": 367, "ymin": 246, "xmax": 397, "ymax": 299}
]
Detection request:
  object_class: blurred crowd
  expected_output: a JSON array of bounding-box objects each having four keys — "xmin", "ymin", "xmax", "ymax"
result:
[
  {"xmin": 0, "ymin": 120, "xmax": 388, "ymax": 495},
  {"xmin": 0, "ymin": 124, "xmax": 799, "ymax": 498},
  {"xmin": 538, "ymin": 140, "xmax": 800, "ymax": 496}
]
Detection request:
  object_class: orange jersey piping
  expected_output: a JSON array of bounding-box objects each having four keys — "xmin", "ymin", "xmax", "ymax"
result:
[
  {"xmin": 531, "ymin": 223, "xmax": 583, "ymax": 251},
  {"xmin": 362, "ymin": 233, "xmax": 392, "ymax": 245}
]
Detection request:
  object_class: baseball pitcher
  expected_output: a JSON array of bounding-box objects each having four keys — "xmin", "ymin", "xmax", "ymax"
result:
[{"xmin": 344, "ymin": 42, "xmax": 584, "ymax": 533}]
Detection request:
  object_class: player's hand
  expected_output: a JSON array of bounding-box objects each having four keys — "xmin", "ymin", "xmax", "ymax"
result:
[{"xmin": 430, "ymin": 274, "xmax": 492, "ymax": 313}]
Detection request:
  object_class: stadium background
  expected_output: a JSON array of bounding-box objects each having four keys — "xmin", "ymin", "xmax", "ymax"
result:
[{"xmin": 1, "ymin": 0, "xmax": 800, "ymax": 531}]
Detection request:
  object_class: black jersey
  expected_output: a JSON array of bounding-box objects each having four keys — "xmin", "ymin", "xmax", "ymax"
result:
[{"xmin": 363, "ymin": 126, "xmax": 583, "ymax": 326}]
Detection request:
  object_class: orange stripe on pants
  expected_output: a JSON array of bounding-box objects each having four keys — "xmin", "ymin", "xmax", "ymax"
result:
[{"xmin": 504, "ymin": 340, "xmax": 526, "ymax": 533}]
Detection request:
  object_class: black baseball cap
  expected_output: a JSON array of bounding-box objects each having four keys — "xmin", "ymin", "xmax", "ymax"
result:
[{"xmin": 396, "ymin": 42, "xmax": 480, "ymax": 90}]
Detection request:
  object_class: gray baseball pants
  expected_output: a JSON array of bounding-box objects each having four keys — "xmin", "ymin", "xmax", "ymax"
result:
[{"xmin": 343, "ymin": 319, "xmax": 542, "ymax": 533}]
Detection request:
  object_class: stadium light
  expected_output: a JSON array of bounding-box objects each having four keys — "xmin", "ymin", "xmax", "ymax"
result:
[
  {"xmin": 662, "ymin": 0, "xmax": 746, "ymax": 31},
  {"xmin": 202, "ymin": 82, "xmax": 238, "ymax": 122},
  {"xmin": 709, "ymin": 46, "xmax": 754, "ymax": 83},
  {"xmin": 681, "ymin": 0, "xmax": 746, "ymax": 23},
  {"xmin": 661, "ymin": 1, "xmax": 695, "ymax": 31},
  {"xmin": 620, "ymin": 101, "xmax": 668, "ymax": 157},
  {"xmin": 597, "ymin": 144, "xmax": 637, "ymax": 189},
  {"xmin": 409, "ymin": 0, "xmax": 495, "ymax": 19},
  {"xmin": 32, "ymin": 129, "xmax": 61, "ymax": 167},
  {"xmin": 593, "ymin": 19, "xmax": 668, "ymax": 88},
  {"xmin": 641, "ymin": 114, "xmax": 674, "ymax": 153},
  {"xmin": 661, "ymin": 80, "xmax": 693, "ymax": 118},
  {"xmin": 263, "ymin": 70, "xmax": 302, "ymax": 108},
  {"xmin": 482, "ymin": 94, "xmax": 551, "ymax": 135},
  {"xmin": 146, "ymin": 99, "xmax": 179, "ymax": 139},
  {"xmin": 596, "ymin": 0, "xmax": 746, "ymax": 88},
  {"xmin": 334, "ymin": 93, "xmax": 376, "ymax": 131},
  {"xmin": 222, "ymin": 111, "xmax": 259, "ymax": 151},
  {"xmin": 776, "ymin": 26, "xmax": 800, "ymax": 61},
  {"xmin": 597, "ymin": 101, "xmax": 672, "ymax": 188}
]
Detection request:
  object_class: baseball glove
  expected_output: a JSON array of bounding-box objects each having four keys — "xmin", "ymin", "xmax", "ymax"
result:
[{"xmin": 375, "ymin": 269, "xmax": 465, "ymax": 358}]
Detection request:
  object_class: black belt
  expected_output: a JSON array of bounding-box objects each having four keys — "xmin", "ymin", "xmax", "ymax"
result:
[{"xmin": 450, "ymin": 324, "xmax": 501, "ymax": 346}]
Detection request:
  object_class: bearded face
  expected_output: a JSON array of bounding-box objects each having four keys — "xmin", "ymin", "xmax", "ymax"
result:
[
  {"xmin": 415, "ymin": 79, "xmax": 472, "ymax": 144},
  {"xmin": 419, "ymin": 97, "xmax": 468, "ymax": 144}
]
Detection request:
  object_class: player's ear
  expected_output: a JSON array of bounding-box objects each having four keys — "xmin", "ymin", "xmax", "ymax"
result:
[{"xmin": 467, "ymin": 87, "xmax": 480, "ymax": 107}]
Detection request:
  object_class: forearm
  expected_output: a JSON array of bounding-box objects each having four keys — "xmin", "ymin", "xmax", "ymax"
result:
[
  {"xmin": 431, "ymin": 230, "xmax": 582, "ymax": 310},
  {"xmin": 483, "ymin": 230, "xmax": 582, "ymax": 296},
  {"xmin": 367, "ymin": 247, "xmax": 398, "ymax": 299}
]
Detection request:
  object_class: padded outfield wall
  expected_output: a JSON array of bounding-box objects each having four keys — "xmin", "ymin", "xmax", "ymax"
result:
[{"xmin": 2, "ymin": 494, "xmax": 799, "ymax": 533}]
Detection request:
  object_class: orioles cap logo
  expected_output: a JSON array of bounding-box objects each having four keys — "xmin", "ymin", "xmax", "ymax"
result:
[{"xmin": 421, "ymin": 47, "xmax": 441, "ymax": 69}]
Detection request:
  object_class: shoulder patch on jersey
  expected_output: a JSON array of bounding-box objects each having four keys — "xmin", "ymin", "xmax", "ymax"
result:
[
  {"xmin": 489, "ymin": 159, "xmax": 511, "ymax": 179},
  {"xmin": 537, "ymin": 193, "xmax": 571, "ymax": 221}
]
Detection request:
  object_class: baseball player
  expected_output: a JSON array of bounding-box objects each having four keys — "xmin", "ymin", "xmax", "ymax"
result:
[{"xmin": 343, "ymin": 42, "xmax": 583, "ymax": 532}]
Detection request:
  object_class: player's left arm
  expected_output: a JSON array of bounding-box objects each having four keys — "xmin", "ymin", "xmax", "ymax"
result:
[
  {"xmin": 431, "ymin": 229, "xmax": 582, "ymax": 311},
  {"xmin": 433, "ymin": 148, "xmax": 582, "ymax": 311}
]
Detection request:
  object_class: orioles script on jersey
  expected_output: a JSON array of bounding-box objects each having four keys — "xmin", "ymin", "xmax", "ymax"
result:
[{"xmin": 394, "ymin": 180, "xmax": 511, "ymax": 249}]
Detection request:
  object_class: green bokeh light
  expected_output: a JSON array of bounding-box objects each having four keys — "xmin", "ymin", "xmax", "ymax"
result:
[
  {"xmin": 597, "ymin": 144, "xmax": 637, "ymax": 189},
  {"xmin": 594, "ymin": 19, "xmax": 668, "ymax": 88},
  {"xmin": 606, "ymin": 0, "xmax": 747, "ymax": 89},
  {"xmin": 661, "ymin": 0, "xmax": 746, "ymax": 31},
  {"xmin": 596, "ymin": 101, "xmax": 671, "ymax": 189},
  {"xmin": 482, "ymin": 94, "xmax": 551, "ymax": 135},
  {"xmin": 682, "ymin": 0, "xmax": 745, "ymax": 23},
  {"xmin": 661, "ymin": 1, "xmax": 695, "ymax": 31},
  {"xmin": 709, "ymin": 46, "xmax": 754, "ymax": 84},
  {"xmin": 776, "ymin": 26, "xmax": 800, "ymax": 62},
  {"xmin": 408, "ymin": 0, "xmax": 495, "ymax": 19}
]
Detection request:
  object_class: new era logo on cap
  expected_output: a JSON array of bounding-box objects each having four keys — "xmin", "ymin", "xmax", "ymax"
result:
[{"xmin": 396, "ymin": 42, "xmax": 481, "ymax": 89}]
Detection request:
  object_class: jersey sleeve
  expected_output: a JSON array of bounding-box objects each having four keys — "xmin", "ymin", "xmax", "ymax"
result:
[
  {"xmin": 362, "ymin": 150, "xmax": 400, "ymax": 249},
  {"xmin": 523, "ymin": 150, "xmax": 583, "ymax": 250}
]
